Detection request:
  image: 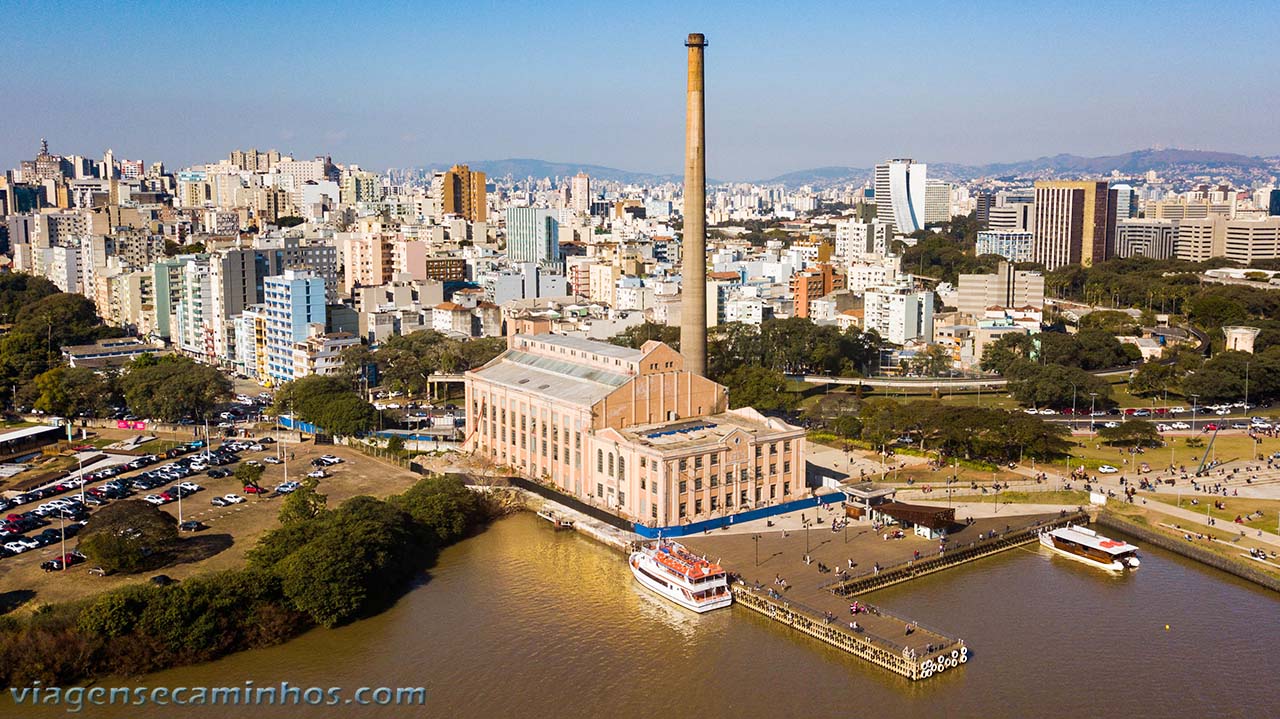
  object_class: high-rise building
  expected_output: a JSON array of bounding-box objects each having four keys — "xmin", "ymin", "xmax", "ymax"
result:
[
  {"xmin": 442, "ymin": 164, "xmax": 487, "ymax": 223},
  {"xmin": 1110, "ymin": 183, "xmax": 1137, "ymax": 219},
  {"xmin": 864, "ymin": 285, "xmax": 934, "ymax": 345},
  {"xmin": 570, "ymin": 172, "xmax": 591, "ymax": 216},
  {"xmin": 789, "ymin": 264, "xmax": 845, "ymax": 319},
  {"xmin": 975, "ymin": 192, "xmax": 996, "ymax": 227},
  {"xmin": 262, "ymin": 270, "xmax": 326, "ymax": 383},
  {"xmin": 505, "ymin": 207, "xmax": 561, "ymax": 267},
  {"xmin": 1116, "ymin": 219, "xmax": 1176, "ymax": 259},
  {"xmin": 1032, "ymin": 181, "xmax": 1117, "ymax": 270},
  {"xmin": 874, "ymin": 159, "xmax": 927, "ymax": 234},
  {"xmin": 956, "ymin": 262, "xmax": 1044, "ymax": 317},
  {"xmin": 987, "ymin": 204, "xmax": 1035, "ymax": 233},
  {"xmin": 1269, "ymin": 189, "xmax": 1280, "ymax": 217},
  {"xmin": 1175, "ymin": 217, "xmax": 1280, "ymax": 263},
  {"xmin": 975, "ymin": 230, "xmax": 1034, "ymax": 263},
  {"xmin": 924, "ymin": 179, "xmax": 953, "ymax": 225}
]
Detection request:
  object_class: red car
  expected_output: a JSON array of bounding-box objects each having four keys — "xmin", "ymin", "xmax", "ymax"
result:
[
  {"xmin": 243, "ymin": 485, "xmax": 269, "ymax": 495},
  {"xmin": 1203, "ymin": 423, "xmax": 1219, "ymax": 432}
]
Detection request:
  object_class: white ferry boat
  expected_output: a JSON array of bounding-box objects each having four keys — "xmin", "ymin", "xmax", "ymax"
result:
[
  {"xmin": 628, "ymin": 540, "xmax": 732, "ymax": 613},
  {"xmin": 1039, "ymin": 524, "xmax": 1140, "ymax": 572}
]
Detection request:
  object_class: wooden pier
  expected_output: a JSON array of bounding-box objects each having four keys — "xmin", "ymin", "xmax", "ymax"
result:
[
  {"xmin": 686, "ymin": 510, "xmax": 1089, "ymax": 681},
  {"xmin": 731, "ymin": 583, "xmax": 966, "ymax": 681},
  {"xmin": 827, "ymin": 511, "xmax": 1091, "ymax": 596}
]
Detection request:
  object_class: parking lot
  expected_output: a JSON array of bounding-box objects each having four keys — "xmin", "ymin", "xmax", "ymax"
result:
[{"xmin": 0, "ymin": 436, "xmax": 425, "ymax": 608}]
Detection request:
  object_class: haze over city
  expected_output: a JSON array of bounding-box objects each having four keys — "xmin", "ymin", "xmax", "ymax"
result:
[
  {"xmin": 3, "ymin": 0, "xmax": 1278, "ymax": 179},
  {"xmin": 3, "ymin": 4, "xmax": 1280, "ymax": 719}
]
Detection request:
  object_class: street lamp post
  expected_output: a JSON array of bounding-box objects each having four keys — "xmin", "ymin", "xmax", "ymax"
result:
[
  {"xmin": 1244, "ymin": 362, "xmax": 1250, "ymax": 411},
  {"xmin": 1191, "ymin": 394, "xmax": 1200, "ymax": 435},
  {"xmin": 1089, "ymin": 392, "xmax": 1098, "ymax": 435},
  {"xmin": 1069, "ymin": 381, "xmax": 1078, "ymax": 433},
  {"xmin": 752, "ymin": 533, "xmax": 762, "ymax": 566}
]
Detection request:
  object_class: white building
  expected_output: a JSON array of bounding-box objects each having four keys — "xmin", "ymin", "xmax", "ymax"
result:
[
  {"xmin": 874, "ymin": 159, "xmax": 926, "ymax": 234},
  {"xmin": 864, "ymin": 285, "xmax": 934, "ymax": 345},
  {"xmin": 975, "ymin": 230, "xmax": 1034, "ymax": 263}
]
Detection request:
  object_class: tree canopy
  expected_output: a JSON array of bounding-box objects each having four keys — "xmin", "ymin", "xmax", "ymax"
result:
[
  {"xmin": 78, "ymin": 500, "xmax": 179, "ymax": 573},
  {"xmin": 119, "ymin": 355, "xmax": 232, "ymax": 422},
  {"xmin": 274, "ymin": 375, "xmax": 377, "ymax": 436},
  {"xmin": 707, "ymin": 317, "xmax": 876, "ymax": 378}
]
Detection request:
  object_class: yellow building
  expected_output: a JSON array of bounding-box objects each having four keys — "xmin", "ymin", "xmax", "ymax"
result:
[{"xmin": 442, "ymin": 165, "xmax": 487, "ymax": 223}]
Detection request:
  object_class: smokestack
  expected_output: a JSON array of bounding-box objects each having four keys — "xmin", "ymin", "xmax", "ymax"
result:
[{"xmin": 680, "ymin": 32, "xmax": 708, "ymax": 377}]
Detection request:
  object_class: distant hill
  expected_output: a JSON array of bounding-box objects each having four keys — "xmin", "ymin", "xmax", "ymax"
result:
[
  {"xmin": 760, "ymin": 148, "xmax": 1277, "ymax": 187},
  {"xmin": 758, "ymin": 165, "xmax": 872, "ymax": 187},
  {"xmin": 415, "ymin": 158, "xmax": 682, "ymax": 184}
]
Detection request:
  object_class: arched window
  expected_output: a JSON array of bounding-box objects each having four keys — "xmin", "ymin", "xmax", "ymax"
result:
[{"xmin": 608, "ymin": 453, "xmax": 614, "ymax": 475}]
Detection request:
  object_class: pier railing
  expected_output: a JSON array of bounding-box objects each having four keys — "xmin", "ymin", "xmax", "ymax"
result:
[{"xmin": 824, "ymin": 511, "xmax": 1090, "ymax": 596}]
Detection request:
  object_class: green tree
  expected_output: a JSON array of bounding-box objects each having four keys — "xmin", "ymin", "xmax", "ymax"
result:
[
  {"xmin": 278, "ymin": 479, "xmax": 328, "ymax": 525},
  {"xmin": 274, "ymin": 375, "xmax": 377, "ymax": 436},
  {"xmin": 721, "ymin": 365, "xmax": 797, "ymax": 411},
  {"xmin": 1128, "ymin": 363, "xmax": 1177, "ymax": 398},
  {"xmin": 1005, "ymin": 361, "xmax": 1111, "ymax": 409},
  {"xmin": 118, "ymin": 356, "xmax": 232, "ymax": 422},
  {"xmin": 78, "ymin": 500, "xmax": 179, "ymax": 573},
  {"xmin": 1097, "ymin": 419, "xmax": 1161, "ymax": 448},
  {"xmin": 389, "ymin": 475, "xmax": 482, "ymax": 546},
  {"xmin": 31, "ymin": 366, "xmax": 117, "ymax": 417},
  {"xmin": 235, "ymin": 462, "xmax": 265, "ymax": 490},
  {"xmin": 608, "ymin": 321, "xmax": 681, "ymax": 350}
]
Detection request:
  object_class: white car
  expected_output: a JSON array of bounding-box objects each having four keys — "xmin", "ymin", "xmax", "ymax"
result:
[
  {"xmin": 263, "ymin": 456, "xmax": 283, "ymax": 465},
  {"xmin": 4, "ymin": 541, "xmax": 31, "ymax": 554},
  {"xmin": 307, "ymin": 469, "xmax": 327, "ymax": 479},
  {"xmin": 1156, "ymin": 424, "xmax": 1172, "ymax": 432},
  {"xmin": 1098, "ymin": 465, "xmax": 1119, "ymax": 474},
  {"xmin": 1171, "ymin": 422, "xmax": 1191, "ymax": 430},
  {"xmin": 1038, "ymin": 408, "xmax": 1056, "ymax": 415},
  {"xmin": 1168, "ymin": 406, "xmax": 1185, "ymax": 414},
  {"xmin": 143, "ymin": 494, "xmax": 168, "ymax": 505},
  {"xmin": 221, "ymin": 493, "xmax": 245, "ymax": 504},
  {"xmin": 319, "ymin": 455, "xmax": 343, "ymax": 464},
  {"xmin": 1023, "ymin": 408, "xmax": 1038, "ymax": 415},
  {"xmin": 177, "ymin": 482, "xmax": 202, "ymax": 492},
  {"xmin": 249, "ymin": 444, "xmax": 265, "ymax": 452},
  {"xmin": 1103, "ymin": 421, "xmax": 1119, "ymax": 429}
]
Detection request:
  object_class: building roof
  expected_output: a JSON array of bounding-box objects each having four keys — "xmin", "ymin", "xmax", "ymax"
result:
[
  {"xmin": 616, "ymin": 408, "xmax": 801, "ymax": 453},
  {"xmin": 876, "ymin": 501, "xmax": 956, "ymax": 530},
  {"xmin": 469, "ymin": 349, "xmax": 633, "ymax": 407},
  {"xmin": 0, "ymin": 424, "xmax": 64, "ymax": 444},
  {"xmin": 520, "ymin": 333, "xmax": 644, "ymax": 361}
]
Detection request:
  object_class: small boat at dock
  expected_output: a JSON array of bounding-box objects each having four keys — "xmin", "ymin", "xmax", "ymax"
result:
[
  {"xmin": 536, "ymin": 509, "xmax": 575, "ymax": 529},
  {"xmin": 1039, "ymin": 524, "xmax": 1140, "ymax": 572}
]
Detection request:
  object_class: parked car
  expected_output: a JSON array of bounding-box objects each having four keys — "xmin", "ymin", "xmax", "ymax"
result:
[
  {"xmin": 207, "ymin": 468, "xmax": 231, "ymax": 478},
  {"xmin": 243, "ymin": 485, "xmax": 269, "ymax": 495},
  {"xmin": 1098, "ymin": 465, "xmax": 1119, "ymax": 474},
  {"xmin": 276, "ymin": 481, "xmax": 302, "ymax": 494},
  {"xmin": 264, "ymin": 456, "xmax": 283, "ymax": 465},
  {"xmin": 306, "ymin": 469, "xmax": 327, "ymax": 479},
  {"xmin": 179, "ymin": 520, "xmax": 206, "ymax": 532},
  {"xmin": 143, "ymin": 494, "xmax": 170, "ymax": 505}
]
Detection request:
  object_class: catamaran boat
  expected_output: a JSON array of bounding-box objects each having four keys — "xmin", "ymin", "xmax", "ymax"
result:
[
  {"xmin": 1039, "ymin": 524, "xmax": 1141, "ymax": 572},
  {"xmin": 629, "ymin": 540, "xmax": 732, "ymax": 613}
]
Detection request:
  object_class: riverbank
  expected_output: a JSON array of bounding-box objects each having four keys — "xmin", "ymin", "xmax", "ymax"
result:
[{"xmin": 0, "ymin": 475, "xmax": 510, "ymax": 687}]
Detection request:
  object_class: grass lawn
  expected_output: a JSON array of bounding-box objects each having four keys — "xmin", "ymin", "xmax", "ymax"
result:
[
  {"xmin": 1105, "ymin": 503, "xmax": 1280, "ymax": 580},
  {"xmin": 1144, "ymin": 494, "xmax": 1280, "ymax": 533},
  {"xmin": 945, "ymin": 490, "xmax": 1092, "ymax": 506},
  {"xmin": 1054, "ymin": 432, "xmax": 1280, "ymax": 472}
]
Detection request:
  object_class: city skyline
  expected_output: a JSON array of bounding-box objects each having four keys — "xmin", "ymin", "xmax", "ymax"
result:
[{"xmin": 3, "ymin": 1, "xmax": 1278, "ymax": 180}]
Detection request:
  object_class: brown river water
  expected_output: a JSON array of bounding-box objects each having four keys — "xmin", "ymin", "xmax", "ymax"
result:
[{"xmin": 5, "ymin": 512, "xmax": 1279, "ymax": 718}]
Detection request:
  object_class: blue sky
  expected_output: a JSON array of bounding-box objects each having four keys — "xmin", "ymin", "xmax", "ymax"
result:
[{"xmin": 2, "ymin": 0, "xmax": 1278, "ymax": 180}]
